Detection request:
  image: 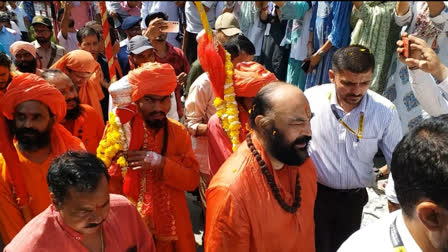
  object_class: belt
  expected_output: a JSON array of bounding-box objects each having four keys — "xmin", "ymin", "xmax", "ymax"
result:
[{"xmin": 318, "ymin": 183, "xmax": 363, "ymax": 194}]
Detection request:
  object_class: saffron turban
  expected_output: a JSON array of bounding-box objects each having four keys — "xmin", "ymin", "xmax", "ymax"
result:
[
  {"xmin": 51, "ymin": 49, "xmax": 98, "ymax": 73},
  {"xmin": 51, "ymin": 50, "xmax": 105, "ymax": 122},
  {"xmin": 129, "ymin": 62, "xmax": 177, "ymax": 102},
  {"xmin": 10, "ymin": 41, "xmax": 37, "ymax": 58},
  {"xmin": 1, "ymin": 73, "xmax": 85, "ymax": 155},
  {"xmin": 233, "ymin": 61, "xmax": 278, "ymax": 97}
]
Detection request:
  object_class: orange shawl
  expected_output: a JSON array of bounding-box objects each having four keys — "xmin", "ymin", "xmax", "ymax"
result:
[
  {"xmin": 50, "ymin": 50, "xmax": 105, "ymax": 122},
  {"xmin": 233, "ymin": 61, "xmax": 278, "ymax": 97}
]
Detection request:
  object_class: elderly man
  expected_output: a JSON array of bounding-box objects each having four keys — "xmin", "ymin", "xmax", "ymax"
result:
[
  {"xmin": 106, "ymin": 62, "xmax": 199, "ymax": 252},
  {"xmin": 31, "ymin": 16, "xmax": 66, "ymax": 69},
  {"xmin": 10, "ymin": 41, "xmax": 41, "ymax": 74},
  {"xmin": 304, "ymin": 45, "xmax": 403, "ymax": 252},
  {"xmin": 205, "ymin": 83, "xmax": 316, "ymax": 251},
  {"xmin": 339, "ymin": 115, "xmax": 448, "ymax": 252},
  {"xmin": 41, "ymin": 69, "xmax": 105, "ymax": 154},
  {"xmin": 0, "ymin": 51, "xmax": 12, "ymax": 93},
  {"xmin": 0, "ymin": 73, "xmax": 85, "ymax": 244},
  {"xmin": 5, "ymin": 151, "xmax": 156, "ymax": 251},
  {"xmin": 207, "ymin": 61, "xmax": 278, "ymax": 177},
  {"xmin": 51, "ymin": 50, "xmax": 105, "ymax": 123}
]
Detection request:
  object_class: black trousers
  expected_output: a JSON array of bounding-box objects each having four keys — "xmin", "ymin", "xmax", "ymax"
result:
[{"xmin": 314, "ymin": 183, "xmax": 368, "ymax": 252}]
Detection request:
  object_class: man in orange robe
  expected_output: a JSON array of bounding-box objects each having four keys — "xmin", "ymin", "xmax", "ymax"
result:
[
  {"xmin": 41, "ymin": 69, "xmax": 105, "ymax": 153},
  {"xmin": 205, "ymin": 83, "xmax": 317, "ymax": 251},
  {"xmin": 0, "ymin": 73, "xmax": 85, "ymax": 244},
  {"xmin": 207, "ymin": 61, "xmax": 278, "ymax": 177},
  {"xmin": 107, "ymin": 62, "xmax": 199, "ymax": 252},
  {"xmin": 50, "ymin": 50, "xmax": 105, "ymax": 123}
]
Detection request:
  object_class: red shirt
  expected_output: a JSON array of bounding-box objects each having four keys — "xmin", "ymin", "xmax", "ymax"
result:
[
  {"xmin": 5, "ymin": 194, "xmax": 156, "ymax": 252},
  {"xmin": 155, "ymin": 42, "xmax": 190, "ymax": 76}
]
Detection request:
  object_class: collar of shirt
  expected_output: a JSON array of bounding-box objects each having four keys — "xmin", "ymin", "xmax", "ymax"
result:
[
  {"xmin": 328, "ymin": 85, "xmax": 368, "ymax": 116},
  {"xmin": 396, "ymin": 211, "xmax": 423, "ymax": 252},
  {"xmin": 52, "ymin": 205, "xmax": 86, "ymax": 242}
]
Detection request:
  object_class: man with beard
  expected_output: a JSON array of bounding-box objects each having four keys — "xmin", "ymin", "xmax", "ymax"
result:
[
  {"xmin": 31, "ymin": 16, "xmax": 66, "ymax": 69},
  {"xmin": 51, "ymin": 50, "xmax": 105, "ymax": 124},
  {"xmin": 5, "ymin": 152, "xmax": 156, "ymax": 251},
  {"xmin": 106, "ymin": 62, "xmax": 199, "ymax": 252},
  {"xmin": 205, "ymin": 82, "xmax": 316, "ymax": 251},
  {"xmin": 207, "ymin": 61, "xmax": 278, "ymax": 177},
  {"xmin": 0, "ymin": 51, "xmax": 12, "ymax": 93},
  {"xmin": 339, "ymin": 115, "xmax": 448, "ymax": 252},
  {"xmin": 10, "ymin": 41, "xmax": 41, "ymax": 74},
  {"xmin": 144, "ymin": 12, "xmax": 190, "ymax": 119},
  {"xmin": 303, "ymin": 45, "xmax": 403, "ymax": 252},
  {"xmin": 0, "ymin": 73, "xmax": 85, "ymax": 244},
  {"xmin": 41, "ymin": 69, "xmax": 105, "ymax": 153}
]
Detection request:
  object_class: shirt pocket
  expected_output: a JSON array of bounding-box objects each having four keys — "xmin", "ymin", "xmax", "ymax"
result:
[{"xmin": 353, "ymin": 138, "xmax": 378, "ymax": 164}]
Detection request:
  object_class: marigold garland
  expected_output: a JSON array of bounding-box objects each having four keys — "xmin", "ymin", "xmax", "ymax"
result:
[
  {"xmin": 97, "ymin": 112, "xmax": 128, "ymax": 175},
  {"xmin": 217, "ymin": 52, "xmax": 241, "ymax": 152}
]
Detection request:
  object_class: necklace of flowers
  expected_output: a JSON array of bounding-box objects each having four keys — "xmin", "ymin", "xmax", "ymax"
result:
[
  {"xmin": 213, "ymin": 52, "xmax": 242, "ymax": 152},
  {"xmin": 246, "ymin": 133, "xmax": 302, "ymax": 213},
  {"xmin": 97, "ymin": 112, "xmax": 128, "ymax": 175}
]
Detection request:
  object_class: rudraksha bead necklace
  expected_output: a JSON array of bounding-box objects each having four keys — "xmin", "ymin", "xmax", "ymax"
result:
[{"xmin": 246, "ymin": 133, "xmax": 301, "ymax": 213}]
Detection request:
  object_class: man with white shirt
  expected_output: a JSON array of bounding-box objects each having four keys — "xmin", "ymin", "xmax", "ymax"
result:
[
  {"xmin": 339, "ymin": 115, "xmax": 448, "ymax": 252},
  {"xmin": 7, "ymin": 1, "xmax": 29, "ymax": 41},
  {"xmin": 304, "ymin": 45, "xmax": 403, "ymax": 252}
]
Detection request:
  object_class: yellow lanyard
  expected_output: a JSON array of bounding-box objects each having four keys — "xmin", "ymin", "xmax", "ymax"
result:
[{"xmin": 328, "ymin": 92, "xmax": 364, "ymax": 141}]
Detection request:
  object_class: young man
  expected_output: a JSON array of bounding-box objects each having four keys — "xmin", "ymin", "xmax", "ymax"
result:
[
  {"xmin": 41, "ymin": 69, "xmax": 105, "ymax": 154},
  {"xmin": 205, "ymin": 83, "xmax": 316, "ymax": 251},
  {"xmin": 5, "ymin": 152, "xmax": 156, "ymax": 251},
  {"xmin": 0, "ymin": 74, "xmax": 85, "ymax": 244},
  {"xmin": 107, "ymin": 62, "xmax": 199, "ymax": 252},
  {"xmin": 144, "ymin": 11, "xmax": 190, "ymax": 119},
  {"xmin": 304, "ymin": 45, "xmax": 403, "ymax": 252},
  {"xmin": 31, "ymin": 16, "xmax": 66, "ymax": 69},
  {"xmin": 7, "ymin": 1, "xmax": 30, "ymax": 41},
  {"xmin": 57, "ymin": 2, "xmax": 78, "ymax": 52},
  {"xmin": 117, "ymin": 16, "xmax": 143, "ymax": 76},
  {"xmin": 339, "ymin": 115, "xmax": 448, "ymax": 252}
]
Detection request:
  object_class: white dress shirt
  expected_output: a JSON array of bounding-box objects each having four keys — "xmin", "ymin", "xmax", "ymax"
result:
[
  {"xmin": 409, "ymin": 68, "xmax": 448, "ymax": 117},
  {"xmin": 304, "ymin": 84, "xmax": 403, "ymax": 189},
  {"xmin": 338, "ymin": 210, "xmax": 422, "ymax": 252}
]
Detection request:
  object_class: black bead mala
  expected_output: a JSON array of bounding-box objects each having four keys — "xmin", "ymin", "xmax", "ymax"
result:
[{"xmin": 246, "ymin": 133, "xmax": 302, "ymax": 213}]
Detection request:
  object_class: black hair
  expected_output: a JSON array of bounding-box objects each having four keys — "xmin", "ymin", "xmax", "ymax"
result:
[
  {"xmin": 332, "ymin": 44, "xmax": 375, "ymax": 73},
  {"xmin": 224, "ymin": 34, "xmax": 256, "ymax": 60},
  {"xmin": 391, "ymin": 114, "xmax": 448, "ymax": 216},
  {"xmin": 76, "ymin": 26, "xmax": 100, "ymax": 44},
  {"xmin": 0, "ymin": 51, "xmax": 12, "ymax": 68},
  {"xmin": 47, "ymin": 151, "xmax": 110, "ymax": 205},
  {"xmin": 145, "ymin": 11, "xmax": 168, "ymax": 27},
  {"xmin": 249, "ymin": 83, "xmax": 279, "ymax": 130}
]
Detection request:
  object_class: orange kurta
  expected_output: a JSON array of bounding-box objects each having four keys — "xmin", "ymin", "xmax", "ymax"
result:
[
  {"xmin": 0, "ymin": 149, "xmax": 56, "ymax": 244},
  {"xmin": 205, "ymin": 135, "xmax": 318, "ymax": 252},
  {"xmin": 62, "ymin": 104, "xmax": 105, "ymax": 153},
  {"xmin": 109, "ymin": 118, "xmax": 199, "ymax": 252}
]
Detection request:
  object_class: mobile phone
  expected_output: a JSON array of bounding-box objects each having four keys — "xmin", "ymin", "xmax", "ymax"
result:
[
  {"xmin": 402, "ymin": 37, "xmax": 410, "ymax": 58},
  {"xmin": 301, "ymin": 60, "xmax": 311, "ymax": 72},
  {"xmin": 161, "ymin": 21, "xmax": 179, "ymax": 33}
]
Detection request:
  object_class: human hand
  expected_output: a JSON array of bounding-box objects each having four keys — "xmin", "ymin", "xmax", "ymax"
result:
[
  {"xmin": 273, "ymin": 1, "xmax": 286, "ymax": 8},
  {"xmin": 143, "ymin": 18, "xmax": 168, "ymax": 42},
  {"xmin": 304, "ymin": 53, "xmax": 322, "ymax": 73},
  {"xmin": 63, "ymin": 1, "xmax": 72, "ymax": 13},
  {"xmin": 177, "ymin": 72, "xmax": 188, "ymax": 86},
  {"xmin": 127, "ymin": 150, "xmax": 163, "ymax": 171},
  {"xmin": 109, "ymin": 10, "xmax": 118, "ymax": 18}
]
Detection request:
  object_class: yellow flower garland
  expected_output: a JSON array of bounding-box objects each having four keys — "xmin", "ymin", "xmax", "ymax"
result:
[
  {"xmin": 97, "ymin": 112, "xmax": 128, "ymax": 175},
  {"xmin": 194, "ymin": 1, "xmax": 242, "ymax": 151}
]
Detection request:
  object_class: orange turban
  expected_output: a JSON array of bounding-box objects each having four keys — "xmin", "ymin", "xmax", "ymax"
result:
[
  {"xmin": 232, "ymin": 61, "xmax": 278, "ymax": 97},
  {"xmin": 10, "ymin": 41, "xmax": 37, "ymax": 59},
  {"xmin": 51, "ymin": 50, "xmax": 105, "ymax": 122},
  {"xmin": 129, "ymin": 62, "xmax": 177, "ymax": 102}
]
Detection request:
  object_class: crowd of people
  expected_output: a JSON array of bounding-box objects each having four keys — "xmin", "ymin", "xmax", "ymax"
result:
[{"xmin": 1, "ymin": 1, "xmax": 448, "ymax": 252}]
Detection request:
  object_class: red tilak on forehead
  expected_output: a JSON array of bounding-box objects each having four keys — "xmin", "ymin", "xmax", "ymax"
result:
[{"xmin": 304, "ymin": 103, "xmax": 311, "ymax": 118}]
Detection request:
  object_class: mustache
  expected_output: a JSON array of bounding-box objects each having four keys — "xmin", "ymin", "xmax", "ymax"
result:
[
  {"xmin": 15, "ymin": 127, "xmax": 41, "ymax": 137},
  {"xmin": 347, "ymin": 94, "xmax": 362, "ymax": 98},
  {"xmin": 149, "ymin": 111, "xmax": 166, "ymax": 117},
  {"xmin": 293, "ymin": 135, "xmax": 312, "ymax": 147},
  {"xmin": 84, "ymin": 219, "xmax": 105, "ymax": 228}
]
